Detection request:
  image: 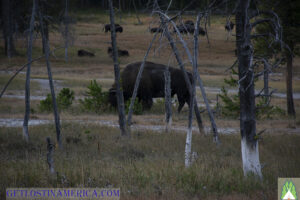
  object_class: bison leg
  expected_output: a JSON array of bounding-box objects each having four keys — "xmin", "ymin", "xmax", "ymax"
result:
[
  {"xmin": 177, "ymin": 94, "xmax": 190, "ymax": 113},
  {"xmin": 141, "ymin": 98, "xmax": 153, "ymax": 110},
  {"xmin": 177, "ymin": 96, "xmax": 186, "ymax": 113}
]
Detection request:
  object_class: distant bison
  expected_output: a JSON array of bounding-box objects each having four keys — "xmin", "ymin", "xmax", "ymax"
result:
[
  {"xmin": 184, "ymin": 20, "xmax": 194, "ymax": 26},
  {"xmin": 107, "ymin": 47, "xmax": 129, "ymax": 57},
  {"xmin": 78, "ymin": 49, "xmax": 95, "ymax": 57},
  {"xmin": 150, "ymin": 27, "xmax": 163, "ymax": 33},
  {"xmin": 108, "ymin": 61, "xmax": 193, "ymax": 112},
  {"xmin": 174, "ymin": 24, "xmax": 206, "ymax": 36},
  {"xmin": 104, "ymin": 24, "xmax": 123, "ymax": 33}
]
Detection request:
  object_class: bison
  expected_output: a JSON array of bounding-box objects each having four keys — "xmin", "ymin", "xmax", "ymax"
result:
[
  {"xmin": 104, "ymin": 24, "xmax": 123, "ymax": 33},
  {"xmin": 108, "ymin": 61, "xmax": 193, "ymax": 112},
  {"xmin": 174, "ymin": 24, "xmax": 206, "ymax": 36},
  {"xmin": 107, "ymin": 47, "xmax": 129, "ymax": 57},
  {"xmin": 78, "ymin": 49, "xmax": 95, "ymax": 57},
  {"xmin": 150, "ymin": 27, "xmax": 163, "ymax": 33},
  {"xmin": 184, "ymin": 20, "xmax": 194, "ymax": 26}
]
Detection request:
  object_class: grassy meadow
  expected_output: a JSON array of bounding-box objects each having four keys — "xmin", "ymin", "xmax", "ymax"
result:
[{"xmin": 0, "ymin": 10, "xmax": 300, "ymax": 199}]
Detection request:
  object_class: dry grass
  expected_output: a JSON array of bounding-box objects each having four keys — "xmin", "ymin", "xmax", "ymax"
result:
[{"xmin": 0, "ymin": 124, "xmax": 299, "ymax": 199}]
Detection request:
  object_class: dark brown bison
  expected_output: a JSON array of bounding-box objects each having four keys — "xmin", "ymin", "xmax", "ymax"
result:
[
  {"xmin": 78, "ymin": 49, "xmax": 95, "ymax": 57},
  {"xmin": 174, "ymin": 24, "xmax": 206, "ymax": 36},
  {"xmin": 150, "ymin": 27, "xmax": 163, "ymax": 33},
  {"xmin": 108, "ymin": 61, "xmax": 193, "ymax": 112},
  {"xmin": 104, "ymin": 24, "xmax": 123, "ymax": 33},
  {"xmin": 107, "ymin": 47, "xmax": 129, "ymax": 57},
  {"xmin": 184, "ymin": 20, "xmax": 194, "ymax": 26}
]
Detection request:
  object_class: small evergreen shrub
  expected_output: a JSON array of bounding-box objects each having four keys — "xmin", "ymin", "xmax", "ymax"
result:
[
  {"xmin": 57, "ymin": 88, "xmax": 75, "ymax": 110},
  {"xmin": 39, "ymin": 88, "xmax": 75, "ymax": 112},
  {"xmin": 79, "ymin": 80, "xmax": 109, "ymax": 113},
  {"xmin": 125, "ymin": 98, "xmax": 143, "ymax": 115},
  {"xmin": 39, "ymin": 94, "xmax": 53, "ymax": 112}
]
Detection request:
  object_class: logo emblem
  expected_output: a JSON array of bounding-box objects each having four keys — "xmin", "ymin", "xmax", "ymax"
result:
[{"xmin": 281, "ymin": 181, "xmax": 297, "ymax": 200}]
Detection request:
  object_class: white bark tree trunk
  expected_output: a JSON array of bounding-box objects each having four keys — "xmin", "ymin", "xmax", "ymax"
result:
[
  {"xmin": 241, "ymin": 137, "xmax": 262, "ymax": 177},
  {"xmin": 236, "ymin": 0, "xmax": 262, "ymax": 179}
]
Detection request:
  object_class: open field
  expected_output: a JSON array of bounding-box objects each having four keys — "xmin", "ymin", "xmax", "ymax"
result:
[{"xmin": 0, "ymin": 11, "xmax": 300, "ymax": 199}]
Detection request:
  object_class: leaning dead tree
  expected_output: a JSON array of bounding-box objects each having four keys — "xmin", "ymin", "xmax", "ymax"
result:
[
  {"xmin": 150, "ymin": 1, "xmax": 221, "ymax": 166},
  {"xmin": 109, "ymin": 0, "xmax": 127, "ymax": 136},
  {"xmin": 23, "ymin": 0, "xmax": 37, "ymax": 142},
  {"xmin": 22, "ymin": 0, "xmax": 62, "ymax": 147},
  {"xmin": 0, "ymin": 46, "xmax": 64, "ymax": 99},
  {"xmin": 155, "ymin": 10, "xmax": 219, "ymax": 143},
  {"xmin": 38, "ymin": 3, "xmax": 62, "ymax": 148}
]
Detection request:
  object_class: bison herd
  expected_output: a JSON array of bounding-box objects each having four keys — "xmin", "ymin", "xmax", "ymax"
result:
[{"xmin": 78, "ymin": 20, "xmax": 235, "ymax": 112}]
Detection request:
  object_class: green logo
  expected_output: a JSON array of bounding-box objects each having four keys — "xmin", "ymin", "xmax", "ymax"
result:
[{"xmin": 281, "ymin": 181, "xmax": 297, "ymax": 200}]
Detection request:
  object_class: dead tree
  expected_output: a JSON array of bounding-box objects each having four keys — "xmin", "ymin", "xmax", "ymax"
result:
[
  {"xmin": 46, "ymin": 137, "xmax": 55, "ymax": 174},
  {"xmin": 109, "ymin": 0, "xmax": 127, "ymax": 137},
  {"xmin": 126, "ymin": 31, "xmax": 159, "ymax": 129},
  {"xmin": 132, "ymin": 0, "xmax": 142, "ymax": 25},
  {"xmin": 156, "ymin": 11, "xmax": 219, "ymax": 143},
  {"xmin": 0, "ymin": 46, "xmax": 64, "ymax": 99},
  {"xmin": 64, "ymin": 0, "xmax": 69, "ymax": 62},
  {"xmin": 1, "ymin": 0, "xmax": 17, "ymax": 57},
  {"xmin": 23, "ymin": 0, "xmax": 37, "ymax": 142},
  {"xmin": 185, "ymin": 14, "xmax": 202, "ymax": 168},
  {"xmin": 160, "ymin": 17, "xmax": 205, "ymax": 135},
  {"xmin": 286, "ymin": 52, "xmax": 295, "ymax": 116},
  {"xmin": 38, "ymin": 4, "xmax": 62, "ymax": 148},
  {"xmin": 164, "ymin": 68, "xmax": 172, "ymax": 133},
  {"xmin": 263, "ymin": 60, "xmax": 270, "ymax": 102},
  {"xmin": 236, "ymin": 0, "xmax": 262, "ymax": 178},
  {"xmin": 235, "ymin": 0, "xmax": 286, "ymax": 178}
]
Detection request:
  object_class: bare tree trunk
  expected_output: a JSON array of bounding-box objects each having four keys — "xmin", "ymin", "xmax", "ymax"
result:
[
  {"xmin": 159, "ymin": 15, "xmax": 205, "ymax": 135},
  {"xmin": 23, "ymin": 0, "xmax": 37, "ymax": 142},
  {"xmin": 263, "ymin": 61, "xmax": 269, "ymax": 102},
  {"xmin": 109, "ymin": 0, "xmax": 127, "ymax": 137},
  {"xmin": 1, "ymin": 0, "xmax": 17, "ymax": 57},
  {"xmin": 38, "ymin": 6, "xmax": 62, "ymax": 148},
  {"xmin": 41, "ymin": 1, "xmax": 49, "ymax": 54},
  {"xmin": 132, "ymin": 0, "xmax": 142, "ymax": 24},
  {"xmin": 164, "ymin": 68, "xmax": 172, "ymax": 133},
  {"xmin": 160, "ymin": 12, "xmax": 218, "ymax": 142},
  {"xmin": 46, "ymin": 137, "xmax": 55, "ymax": 174},
  {"xmin": 126, "ymin": 32, "xmax": 159, "ymax": 128},
  {"xmin": 64, "ymin": 0, "xmax": 69, "ymax": 62},
  {"xmin": 236, "ymin": 0, "xmax": 262, "ymax": 179},
  {"xmin": 0, "ymin": 47, "xmax": 64, "ymax": 99},
  {"xmin": 286, "ymin": 53, "xmax": 295, "ymax": 117}
]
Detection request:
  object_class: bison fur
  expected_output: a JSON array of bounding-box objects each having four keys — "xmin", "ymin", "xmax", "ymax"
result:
[
  {"xmin": 78, "ymin": 49, "xmax": 95, "ymax": 57},
  {"xmin": 104, "ymin": 24, "xmax": 123, "ymax": 33},
  {"xmin": 108, "ymin": 61, "xmax": 193, "ymax": 112},
  {"xmin": 107, "ymin": 47, "xmax": 129, "ymax": 57}
]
